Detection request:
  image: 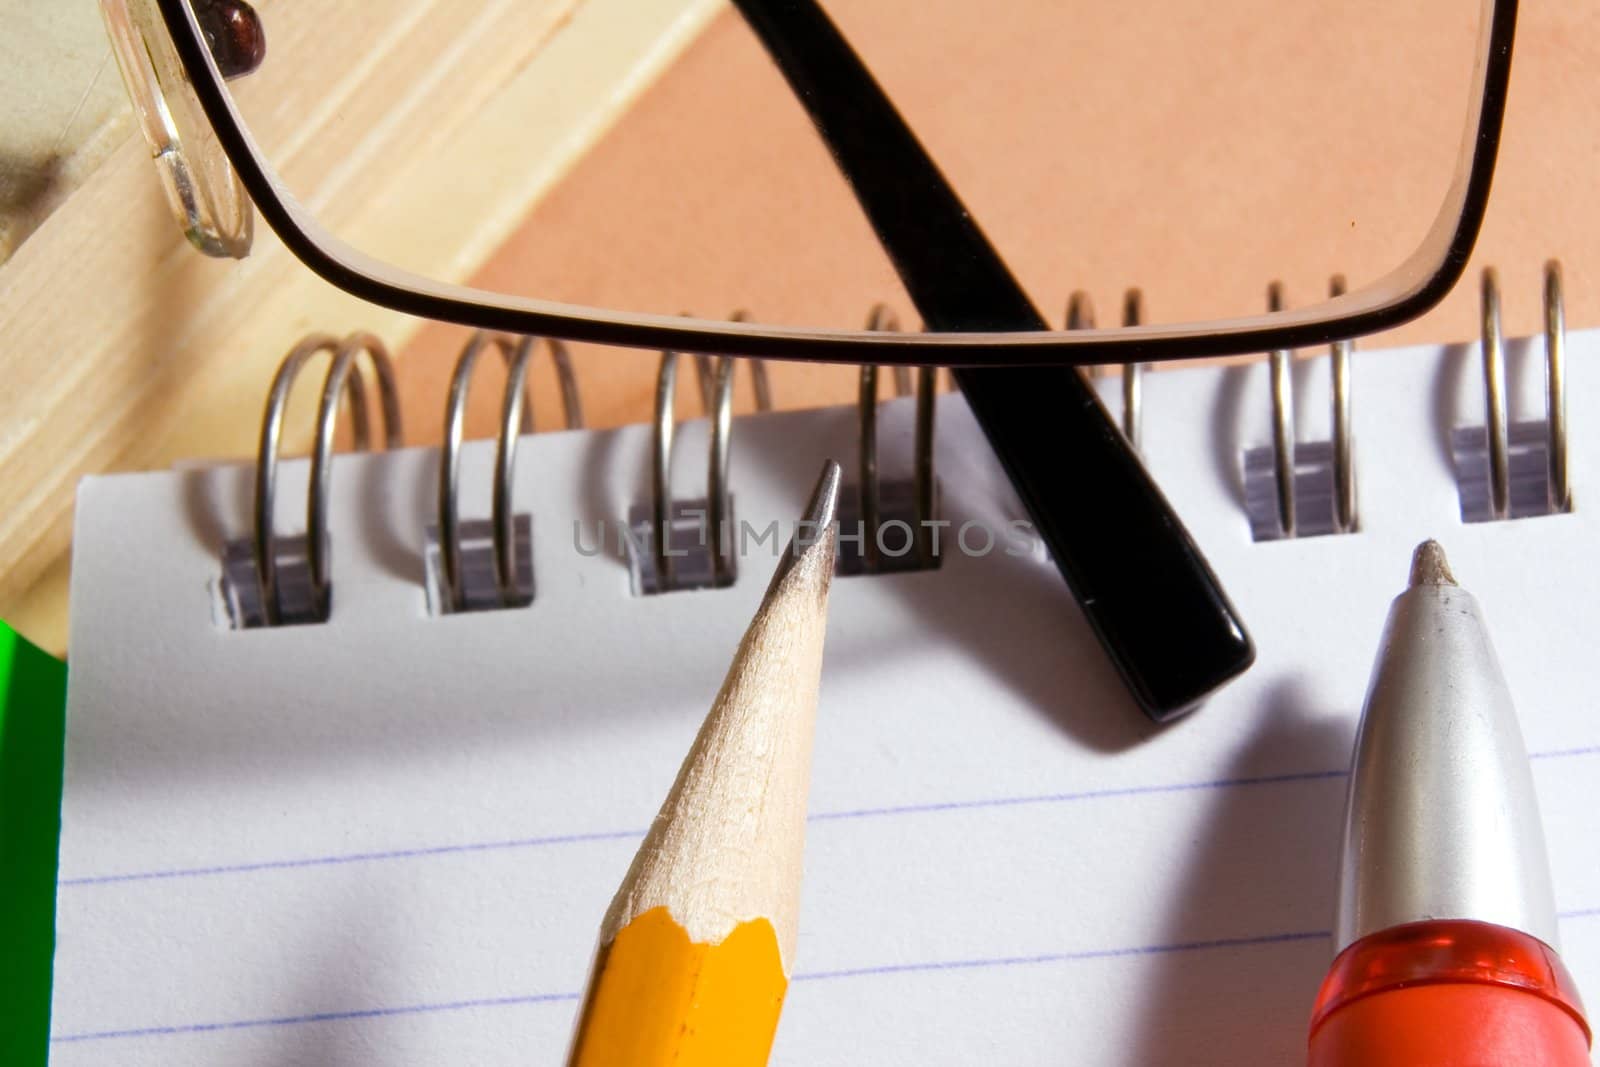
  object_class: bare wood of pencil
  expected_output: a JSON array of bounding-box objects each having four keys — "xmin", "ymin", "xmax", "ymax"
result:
[{"xmin": 566, "ymin": 459, "xmax": 843, "ymax": 1067}]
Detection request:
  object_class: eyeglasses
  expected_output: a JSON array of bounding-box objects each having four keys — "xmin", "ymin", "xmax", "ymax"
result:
[
  {"xmin": 95, "ymin": 0, "xmax": 1519, "ymax": 722},
  {"xmin": 101, "ymin": 0, "xmax": 1515, "ymax": 368}
]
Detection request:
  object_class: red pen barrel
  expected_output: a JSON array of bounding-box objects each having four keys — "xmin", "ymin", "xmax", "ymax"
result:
[{"xmin": 1308, "ymin": 919, "xmax": 1591, "ymax": 1067}]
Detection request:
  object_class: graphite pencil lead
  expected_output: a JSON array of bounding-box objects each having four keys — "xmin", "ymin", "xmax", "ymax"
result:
[{"xmin": 766, "ymin": 459, "xmax": 841, "ymax": 597}]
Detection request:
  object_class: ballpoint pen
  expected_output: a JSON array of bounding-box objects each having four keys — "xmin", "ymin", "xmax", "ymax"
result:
[{"xmin": 1308, "ymin": 540, "xmax": 1590, "ymax": 1065}]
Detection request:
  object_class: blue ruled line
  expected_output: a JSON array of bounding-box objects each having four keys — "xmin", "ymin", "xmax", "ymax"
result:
[
  {"xmin": 58, "ymin": 828, "xmax": 645, "ymax": 888},
  {"xmin": 50, "ymin": 910, "xmax": 1600, "ymax": 1045},
  {"xmin": 50, "ymin": 991, "xmax": 582, "ymax": 1045},
  {"xmin": 59, "ymin": 768, "xmax": 1348, "ymax": 888},
  {"xmin": 1531, "ymin": 743, "xmax": 1600, "ymax": 761},
  {"xmin": 48, "ymin": 926, "xmax": 1332, "ymax": 1045},
  {"xmin": 58, "ymin": 742, "xmax": 1598, "ymax": 889},
  {"xmin": 790, "ymin": 928, "xmax": 1333, "ymax": 982},
  {"xmin": 807, "ymin": 768, "xmax": 1347, "ymax": 823}
]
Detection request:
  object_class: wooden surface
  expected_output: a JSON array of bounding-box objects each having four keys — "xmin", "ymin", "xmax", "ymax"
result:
[
  {"xmin": 4, "ymin": 0, "xmax": 1599, "ymax": 653},
  {"xmin": 0, "ymin": 1, "xmax": 131, "ymax": 259},
  {"xmin": 0, "ymin": 0, "xmax": 717, "ymax": 653}
]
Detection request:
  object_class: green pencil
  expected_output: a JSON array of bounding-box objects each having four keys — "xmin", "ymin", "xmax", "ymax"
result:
[{"xmin": 0, "ymin": 620, "xmax": 67, "ymax": 1065}]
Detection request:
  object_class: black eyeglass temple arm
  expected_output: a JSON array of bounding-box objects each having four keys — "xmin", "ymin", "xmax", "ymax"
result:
[{"xmin": 730, "ymin": 0, "xmax": 1255, "ymax": 721}]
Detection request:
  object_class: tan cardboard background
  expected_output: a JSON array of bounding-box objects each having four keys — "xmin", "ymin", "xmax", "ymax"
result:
[{"xmin": 401, "ymin": 0, "xmax": 1600, "ymax": 437}]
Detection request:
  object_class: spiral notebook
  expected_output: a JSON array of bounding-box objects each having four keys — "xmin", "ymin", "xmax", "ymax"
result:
[{"xmin": 51, "ymin": 318, "xmax": 1600, "ymax": 1065}]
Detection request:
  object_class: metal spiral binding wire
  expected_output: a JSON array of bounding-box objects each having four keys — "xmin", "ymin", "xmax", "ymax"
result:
[
  {"xmin": 1239, "ymin": 280, "xmax": 1357, "ymax": 541},
  {"xmin": 237, "ymin": 332, "xmax": 402, "ymax": 627},
  {"xmin": 693, "ymin": 310, "xmax": 773, "ymax": 414},
  {"xmin": 1327, "ymin": 276, "xmax": 1356, "ymax": 533},
  {"xmin": 1066, "ymin": 290, "xmax": 1145, "ymax": 449},
  {"xmin": 436, "ymin": 331, "xmax": 582, "ymax": 613},
  {"xmin": 1544, "ymin": 261, "xmax": 1571, "ymax": 513},
  {"xmin": 233, "ymin": 327, "xmax": 592, "ymax": 626},
  {"xmin": 644, "ymin": 350, "xmax": 732, "ymax": 592},
  {"xmin": 1121, "ymin": 290, "xmax": 1147, "ymax": 450},
  {"xmin": 843, "ymin": 304, "xmax": 938, "ymax": 574},
  {"xmin": 1065, "ymin": 291, "xmax": 1095, "ymax": 332},
  {"xmin": 1480, "ymin": 268, "xmax": 1511, "ymax": 521},
  {"xmin": 1265, "ymin": 281, "xmax": 1297, "ymax": 538},
  {"xmin": 635, "ymin": 314, "xmax": 773, "ymax": 594},
  {"xmin": 1453, "ymin": 263, "xmax": 1571, "ymax": 522}
]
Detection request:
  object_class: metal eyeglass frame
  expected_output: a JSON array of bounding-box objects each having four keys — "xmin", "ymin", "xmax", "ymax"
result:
[{"xmin": 130, "ymin": 0, "xmax": 1516, "ymax": 367}]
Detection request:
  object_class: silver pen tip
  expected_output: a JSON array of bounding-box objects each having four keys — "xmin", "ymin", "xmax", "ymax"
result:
[
  {"xmin": 1335, "ymin": 538, "xmax": 1558, "ymax": 950},
  {"xmin": 1408, "ymin": 539, "xmax": 1458, "ymax": 588}
]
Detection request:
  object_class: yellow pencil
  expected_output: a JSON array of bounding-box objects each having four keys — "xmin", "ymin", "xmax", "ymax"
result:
[{"xmin": 567, "ymin": 460, "xmax": 841, "ymax": 1067}]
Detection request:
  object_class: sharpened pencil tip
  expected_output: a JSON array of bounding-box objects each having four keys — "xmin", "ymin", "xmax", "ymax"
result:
[
  {"xmin": 801, "ymin": 459, "xmax": 842, "ymax": 530},
  {"xmin": 766, "ymin": 460, "xmax": 841, "ymax": 596},
  {"xmin": 1409, "ymin": 539, "xmax": 1457, "ymax": 588}
]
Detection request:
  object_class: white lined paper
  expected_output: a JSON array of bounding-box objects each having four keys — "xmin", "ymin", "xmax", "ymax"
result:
[{"xmin": 55, "ymin": 334, "xmax": 1600, "ymax": 1065}]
